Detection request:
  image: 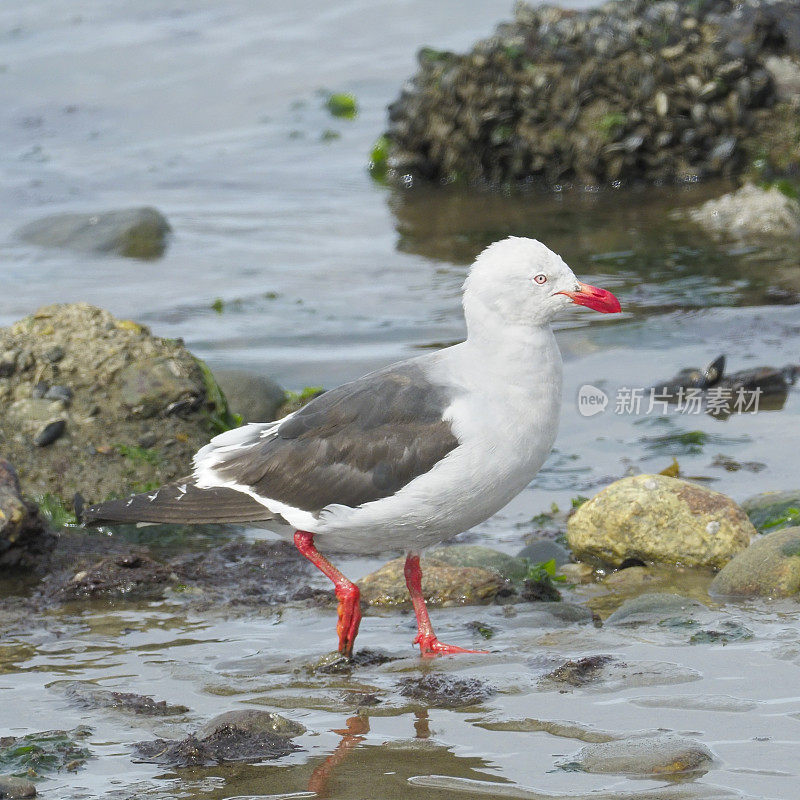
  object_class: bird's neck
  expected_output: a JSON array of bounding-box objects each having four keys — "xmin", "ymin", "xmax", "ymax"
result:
[{"xmin": 463, "ymin": 313, "xmax": 561, "ymax": 387}]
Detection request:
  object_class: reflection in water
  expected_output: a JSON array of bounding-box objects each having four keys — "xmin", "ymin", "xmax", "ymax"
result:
[
  {"xmin": 388, "ymin": 182, "xmax": 800, "ymax": 311},
  {"xmin": 307, "ymin": 715, "xmax": 370, "ymax": 798}
]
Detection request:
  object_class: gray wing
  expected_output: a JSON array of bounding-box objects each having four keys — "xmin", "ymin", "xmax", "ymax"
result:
[{"xmin": 202, "ymin": 362, "xmax": 460, "ymax": 513}]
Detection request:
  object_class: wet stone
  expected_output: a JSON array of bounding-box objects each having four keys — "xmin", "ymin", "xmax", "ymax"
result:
[
  {"xmin": 32, "ymin": 419, "xmax": 66, "ymax": 447},
  {"xmin": 538, "ymin": 656, "xmax": 700, "ymax": 692},
  {"xmin": 311, "ymin": 647, "xmax": 399, "ymax": 675},
  {"xmin": 561, "ymin": 734, "xmax": 714, "ymax": 777},
  {"xmin": 540, "ymin": 655, "xmax": 613, "ymax": 688},
  {"xmin": 516, "ymin": 539, "xmax": 572, "ymax": 567},
  {"xmin": 741, "ymin": 489, "xmax": 800, "ymax": 532},
  {"xmin": 0, "ymin": 776, "xmax": 36, "ymax": 799},
  {"xmin": 688, "ymin": 621, "xmax": 754, "ymax": 644},
  {"xmin": 397, "ymin": 674, "xmax": 495, "ymax": 708},
  {"xmin": 134, "ymin": 723, "xmax": 299, "ymax": 767}
]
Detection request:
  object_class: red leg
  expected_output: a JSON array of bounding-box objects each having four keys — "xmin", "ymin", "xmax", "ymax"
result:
[
  {"xmin": 294, "ymin": 530, "xmax": 361, "ymax": 657},
  {"xmin": 403, "ymin": 553, "xmax": 488, "ymax": 657}
]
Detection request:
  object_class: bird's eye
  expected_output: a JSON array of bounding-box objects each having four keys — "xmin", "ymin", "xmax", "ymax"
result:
[{"xmin": 533, "ymin": 274, "xmax": 547, "ymax": 284}]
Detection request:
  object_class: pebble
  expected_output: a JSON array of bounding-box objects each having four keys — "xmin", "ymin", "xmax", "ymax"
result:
[
  {"xmin": 44, "ymin": 385, "xmax": 73, "ymax": 403},
  {"xmin": 33, "ymin": 419, "xmax": 66, "ymax": 447}
]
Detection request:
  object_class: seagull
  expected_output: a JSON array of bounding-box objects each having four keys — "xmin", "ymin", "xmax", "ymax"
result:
[{"xmin": 83, "ymin": 237, "xmax": 620, "ymax": 657}]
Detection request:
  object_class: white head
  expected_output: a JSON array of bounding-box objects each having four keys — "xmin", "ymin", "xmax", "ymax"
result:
[{"xmin": 462, "ymin": 237, "xmax": 620, "ymax": 334}]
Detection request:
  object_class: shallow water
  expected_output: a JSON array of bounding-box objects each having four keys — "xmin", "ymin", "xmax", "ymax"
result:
[{"xmin": 1, "ymin": 1, "xmax": 800, "ymax": 799}]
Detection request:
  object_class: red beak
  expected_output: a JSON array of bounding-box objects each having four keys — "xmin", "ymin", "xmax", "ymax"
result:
[{"xmin": 557, "ymin": 282, "xmax": 621, "ymax": 314}]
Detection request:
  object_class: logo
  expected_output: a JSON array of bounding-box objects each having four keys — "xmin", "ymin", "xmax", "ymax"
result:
[{"xmin": 577, "ymin": 384, "xmax": 608, "ymax": 417}]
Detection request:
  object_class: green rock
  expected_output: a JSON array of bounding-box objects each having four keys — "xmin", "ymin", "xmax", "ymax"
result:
[
  {"xmin": 16, "ymin": 207, "xmax": 171, "ymax": 259},
  {"xmin": 567, "ymin": 474, "xmax": 754, "ymax": 568},
  {"xmin": 427, "ymin": 544, "xmax": 528, "ymax": 581},
  {"xmin": 741, "ymin": 490, "xmax": 800, "ymax": 533},
  {"xmin": 0, "ymin": 727, "xmax": 91, "ymax": 778},
  {"xmin": 710, "ymin": 526, "xmax": 800, "ymax": 597}
]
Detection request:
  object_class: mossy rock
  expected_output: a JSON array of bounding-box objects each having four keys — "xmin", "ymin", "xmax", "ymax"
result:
[
  {"xmin": 741, "ymin": 490, "xmax": 800, "ymax": 533},
  {"xmin": 0, "ymin": 303, "xmax": 238, "ymax": 508}
]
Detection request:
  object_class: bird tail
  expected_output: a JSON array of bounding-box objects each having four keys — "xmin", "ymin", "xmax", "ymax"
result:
[{"xmin": 81, "ymin": 478, "xmax": 275, "ymax": 527}]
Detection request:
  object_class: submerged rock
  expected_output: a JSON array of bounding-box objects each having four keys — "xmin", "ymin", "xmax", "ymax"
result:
[
  {"xmin": 567, "ymin": 474, "xmax": 754, "ymax": 568},
  {"xmin": 50, "ymin": 553, "xmax": 173, "ymax": 601},
  {"xmin": 383, "ymin": 0, "xmax": 800, "ymax": 188},
  {"xmin": 16, "ymin": 207, "xmax": 171, "ymax": 259},
  {"xmin": 0, "ymin": 303, "xmax": 237, "ymax": 507},
  {"xmin": 397, "ymin": 674, "xmax": 495, "ymax": 707},
  {"xmin": 358, "ymin": 556, "xmax": 507, "ymax": 607},
  {"xmin": 516, "ymin": 539, "xmax": 572, "ymax": 567},
  {"xmin": 562, "ymin": 734, "xmax": 714, "ymax": 777},
  {"xmin": 687, "ymin": 184, "xmax": 800, "ymax": 238},
  {"xmin": 0, "ymin": 460, "xmax": 55, "ymax": 570},
  {"xmin": 61, "ymin": 682, "xmax": 189, "ymax": 716},
  {"xmin": 710, "ymin": 526, "xmax": 800, "ymax": 597},
  {"xmin": 134, "ymin": 723, "xmax": 299, "ymax": 767},
  {"xmin": 605, "ymin": 592, "xmax": 708, "ymax": 626}
]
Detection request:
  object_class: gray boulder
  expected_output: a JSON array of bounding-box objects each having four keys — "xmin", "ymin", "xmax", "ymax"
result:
[{"xmin": 212, "ymin": 368, "xmax": 286, "ymax": 423}]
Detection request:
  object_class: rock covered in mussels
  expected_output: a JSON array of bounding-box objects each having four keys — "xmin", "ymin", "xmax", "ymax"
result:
[
  {"xmin": 566, "ymin": 474, "xmax": 754, "ymax": 568},
  {"xmin": 383, "ymin": 0, "xmax": 800, "ymax": 189},
  {"xmin": 0, "ymin": 303, "xmax": 237, "ymax": 508}
]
